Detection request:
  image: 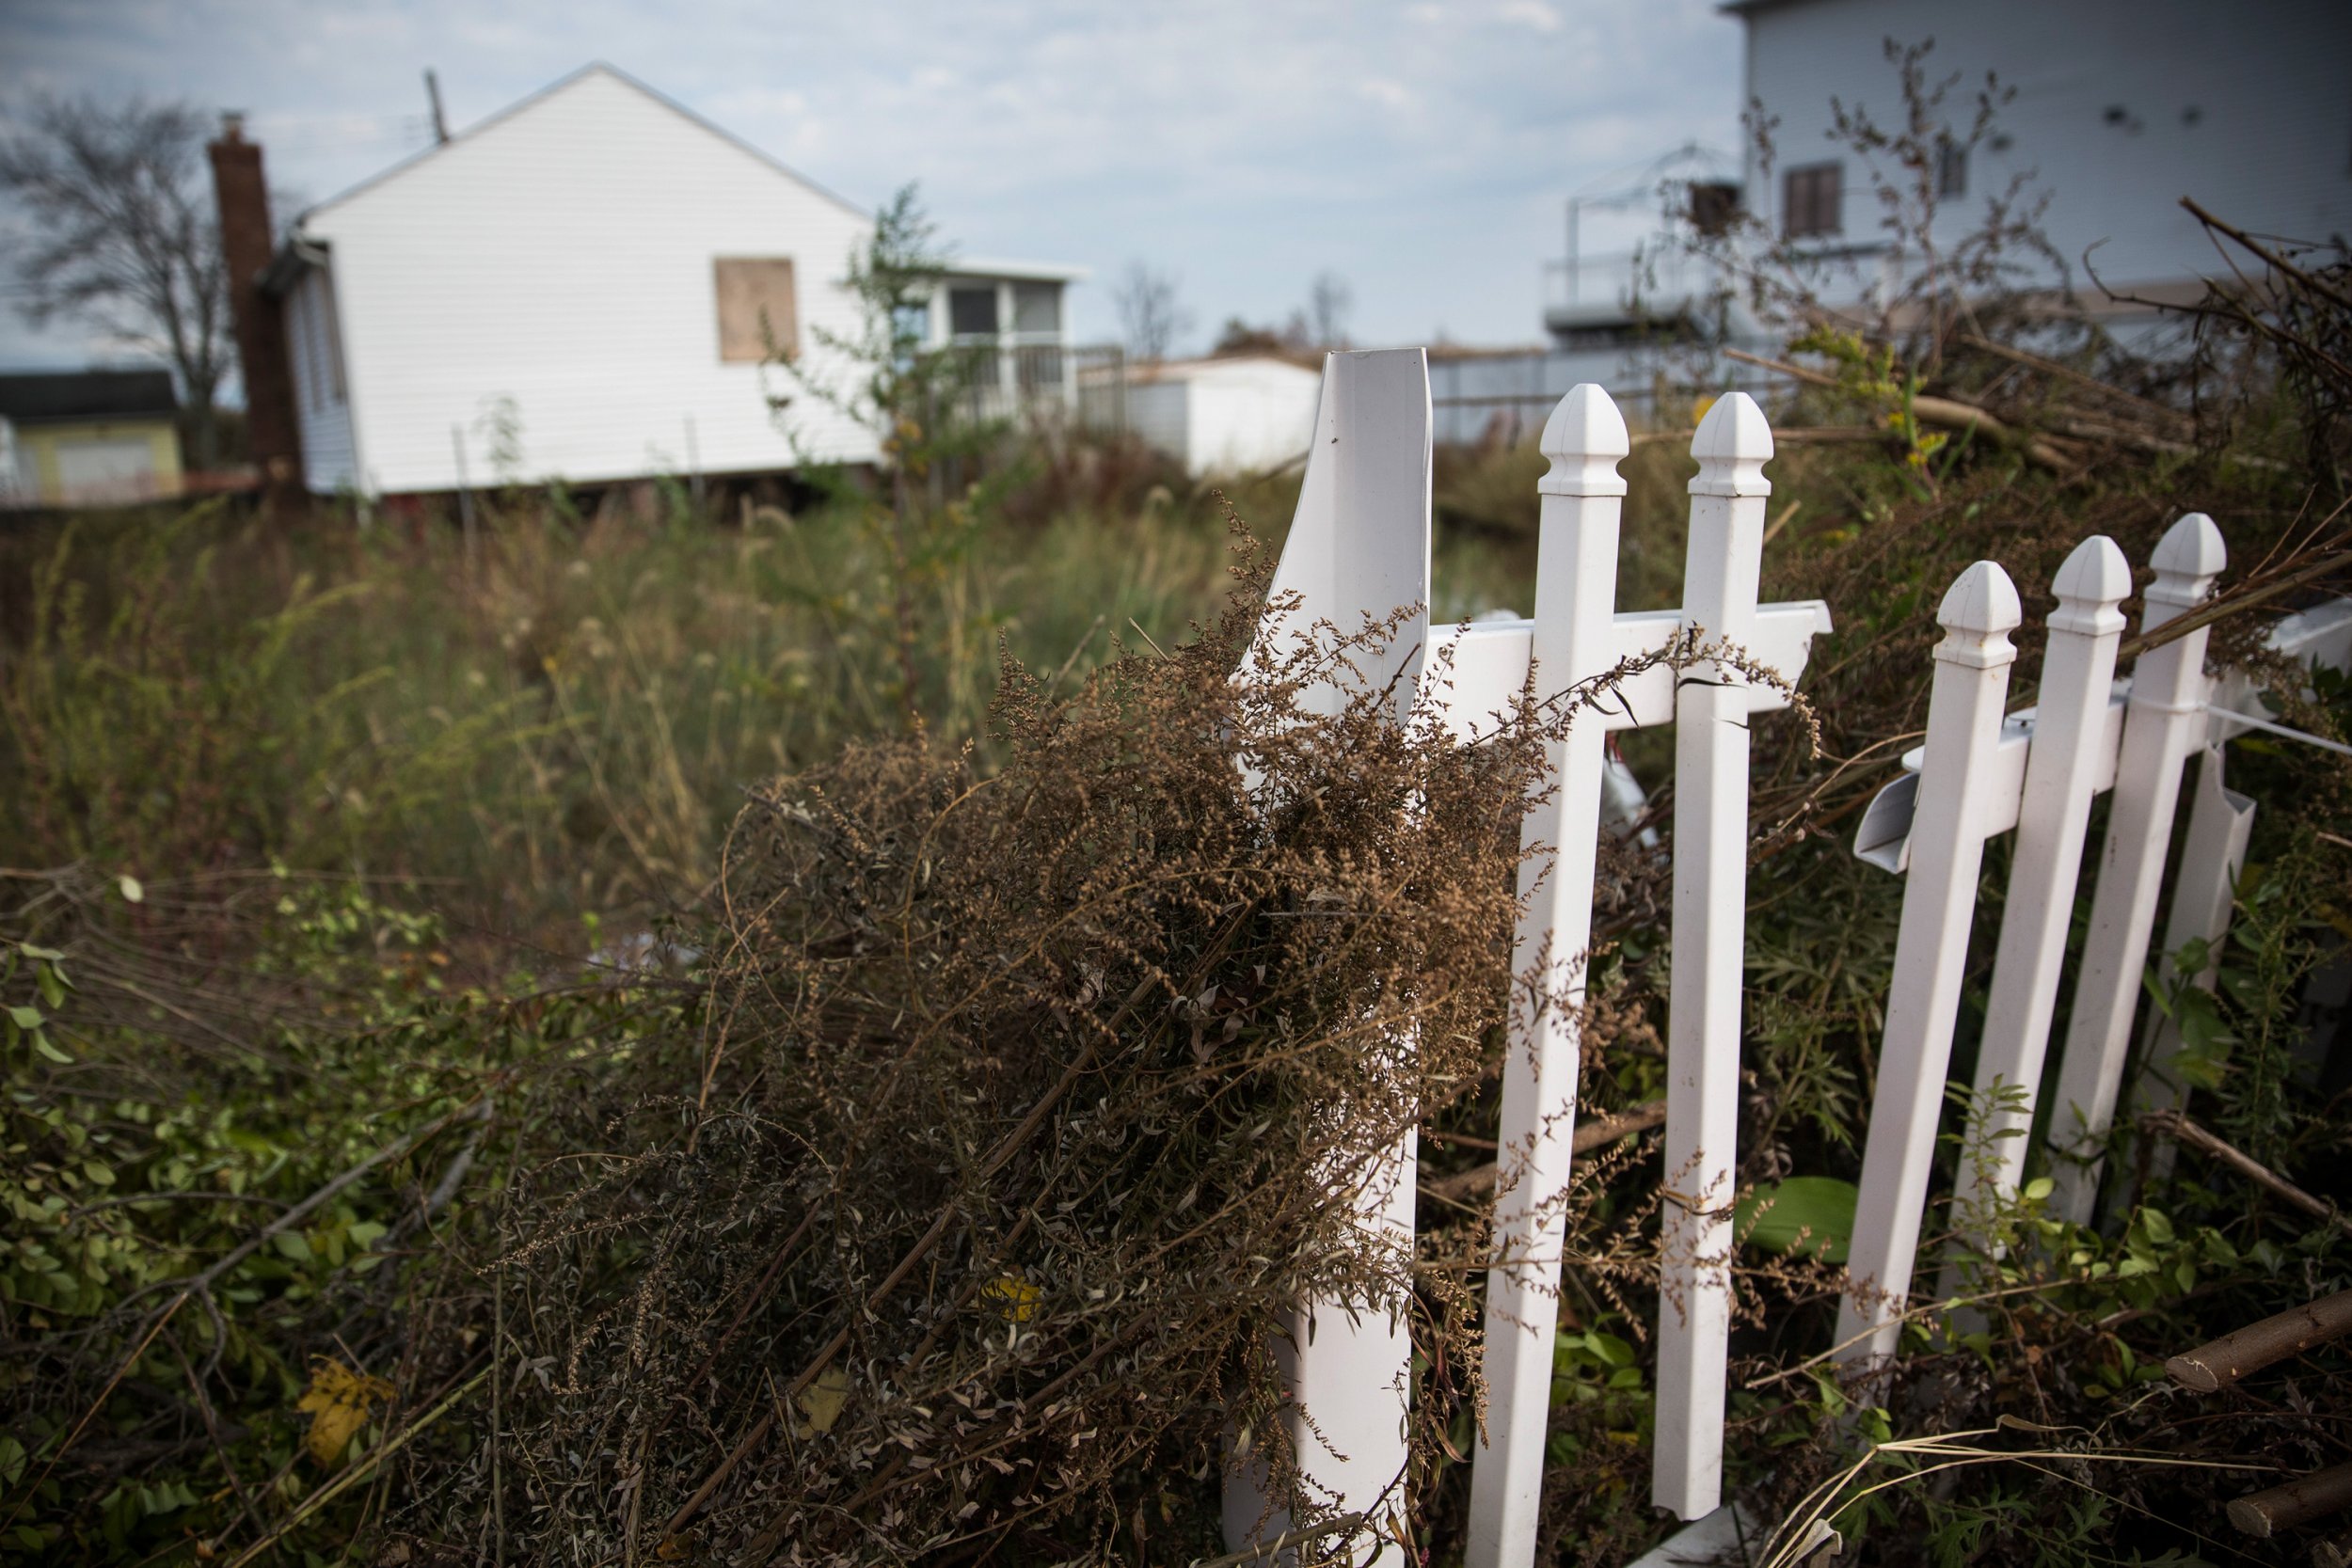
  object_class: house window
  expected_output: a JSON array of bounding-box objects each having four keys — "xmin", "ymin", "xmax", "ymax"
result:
[
  {"xmin": 1936, "ymin": 136, "xmax": 1968, "ymax": 198},
  {"xmin": 1013, "ymin": 282, "xmax": 1060, "ymax": 336},
  {"xmin": 1783, "ymin": 162, "xmax": 1843, "ymax": 239},
  {"xmin": 713, "ymin": 257, "xmax": 799, "ymax": 362},
  {"xmin": 948, "ymin": 286, "xmax": 1000, "ymax": 339}
]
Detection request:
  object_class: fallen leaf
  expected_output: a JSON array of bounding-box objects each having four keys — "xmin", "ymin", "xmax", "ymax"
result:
[
  {"xmin": 295, "ymin": 1358, "xmax": 395, "ymax": 1465},
  {"xmin": 982, "ymin": 1275, "xmax": 1041, "ymax": 1323},
  {"xmin": 796, "ymin": 1366, "xmax": 851, "ymax": 1435}
]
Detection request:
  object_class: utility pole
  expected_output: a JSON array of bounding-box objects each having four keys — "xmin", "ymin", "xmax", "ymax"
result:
[{"xmin": 425, "ymin": 70, "xmax": 450, "ymax": 144}]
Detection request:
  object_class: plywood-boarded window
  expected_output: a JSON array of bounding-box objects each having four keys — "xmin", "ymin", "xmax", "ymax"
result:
[{"xmin": 714, "ymin": 257, "xmax": 799, "ymax": 362}]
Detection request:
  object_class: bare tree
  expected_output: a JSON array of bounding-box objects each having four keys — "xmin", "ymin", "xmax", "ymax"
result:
[
  {"xmin": 1113, "ymin": 261, "xmax": 1193, "ymax": 363},
  {"xmin": 1306, "ymin": 270, "xmax": 1353, "ymax": 349},
  {"xmin": 0, "ymin": 98, "xmax": 230, "ymax": 463}
]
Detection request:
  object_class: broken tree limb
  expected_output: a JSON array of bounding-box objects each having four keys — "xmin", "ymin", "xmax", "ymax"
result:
[
  {"xmin": 1949, "ymin": 331, "xmax": 2195, "ymax": 434},
  {"xmin": 2166, "ymin": 1288, "xmax": 2352, "ymax": 1393},
  {"xmin": 2228, "ymin": 1461, "xmax": 2352, "ymax": 1539},
  {"xmin": 1720, "ymin": 348, "xmax": 2074, "ymax": 468},
  {"xmin": 1421, "ymin": 1099, "xmax": 1666, "ymax": 1206},
  {"xmin": 2138, "ymin": 1108, "xmax": 2352, "ymax": 1235}
]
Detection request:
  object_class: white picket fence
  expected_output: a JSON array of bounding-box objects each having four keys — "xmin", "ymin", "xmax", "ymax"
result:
[{"xmin": 1225, "ymin": 348, "xmax": 2347, "ymax": 1567}]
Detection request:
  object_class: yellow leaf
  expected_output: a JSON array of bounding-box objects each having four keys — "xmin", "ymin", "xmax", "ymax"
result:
[
  {"xmin": 295, "ymin": 1358, "xmax": 394, "ymax": 1466},
  {"xmin": 796, "ymin": 1366, "xmax": 851, "ymax": 1435},
  {"xmin": 982, "ymin": 1275, "xmax": 1040, "ymax": 1323}
]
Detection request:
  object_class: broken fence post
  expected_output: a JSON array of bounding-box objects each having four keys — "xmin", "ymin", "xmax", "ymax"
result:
[
  {"xmin": 1941, "ymin": 535, "xmax": 2130, "ymax": 1296},
  {"xmin": 2047, "ymin": 513, "xmax": 2228, "ymax": 1226},
  {"xmin": 1836, "ymin": 561, "xmax": 2023, "ymax": 1371}
]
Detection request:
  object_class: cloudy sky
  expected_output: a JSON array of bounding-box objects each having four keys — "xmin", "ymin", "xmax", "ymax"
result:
[{"xmin": 0, "ymin": 0, "xmax": 1747, "ymax": 372}]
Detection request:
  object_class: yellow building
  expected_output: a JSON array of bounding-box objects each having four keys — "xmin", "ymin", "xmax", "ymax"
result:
[{"xmin": 0, "ymin": 370, "xmax": 184, "ymax": 508}]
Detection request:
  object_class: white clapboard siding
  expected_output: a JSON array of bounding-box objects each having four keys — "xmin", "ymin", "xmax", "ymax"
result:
[
  {"xmin": 2045, "ymin": 515, "xmax": 2228, "ymax": 1224},
  {"xmin": 297, "ymin": 66, "xmax": 880, "ymax": 493},
  {"xmin": 284, "ymin": 268, "xmax": 360, "ymax": 495},
  {"xmin": 1939, "ymin": 537, "xmax": 2131, "ymax": 1291},
  {"xmin": 1835, "ymin": 562, "xmax": 2023, "ymax": 1370}
]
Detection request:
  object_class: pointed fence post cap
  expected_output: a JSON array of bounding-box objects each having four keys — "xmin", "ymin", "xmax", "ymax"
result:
[
  {"xmin": 2147, "ymin": 512, "xmax": 2226, "ymax": 610},
  {"xmin": 1689, "ymin": 390, "xmax": 1772, "ymax": 498},
  {"xmin": 2048, "ymin": 534, "xmax": 2131, "ymax": 638},
  {"xmin": 1934, "ymin": 560, "xmax": 2022, "ymax": 669},
  {"xmin": 1538, "ymin": 383, "xmax": 1629, "ymax": 498}
]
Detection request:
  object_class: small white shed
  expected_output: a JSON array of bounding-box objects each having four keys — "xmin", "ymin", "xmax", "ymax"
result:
[{"xmin": 1101, "ymin": 356, "xmax": 1322, "ymax": 477}]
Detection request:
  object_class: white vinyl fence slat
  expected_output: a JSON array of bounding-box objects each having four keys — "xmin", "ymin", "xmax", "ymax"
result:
[
  {"xmin": 1836, "ymin": 562, "xmax": 2024, "ymax": 1370},
  {"xmin": 1224, "ymin": 348, "xmax": 1433, "ymax": 1560},
  {"xmin": 2046, "ymin": 514, "xmax": 2228, "ymax": 1226},
  {"xmin": 1465, "ymin": 384, "xmax": 1631, "ymax": 1567},
  {"xmin": 1654, "ymin": 394, "xmax": 1773, "ymax": 1521},
  {"xmin": 1941, "ymin": 536, "xmax": 2132, "ymax": 1291}
]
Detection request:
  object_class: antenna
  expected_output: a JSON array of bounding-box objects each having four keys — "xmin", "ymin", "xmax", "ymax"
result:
[{"xmin": 424, "ymin": 70, "xmax": 450, "ymax": 145}]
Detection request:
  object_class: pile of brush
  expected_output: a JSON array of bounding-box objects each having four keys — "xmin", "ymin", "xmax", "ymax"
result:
[
  {"xmin": 435, "ymin": 540, "xmax": 1626, "ymax": 1564},
  {"xmin": 1722, "ymin": 200, "xmax": 2352, "ymax": 483}
]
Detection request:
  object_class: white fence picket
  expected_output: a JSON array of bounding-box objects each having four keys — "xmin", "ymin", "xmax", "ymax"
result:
[
  {"xmin": 1224, "ymin": 348, "xmax": 1433, "ymax": 1559},
  {"xmin": 2046, "ymin": 514, "xmax": 2228, "ymax": 1225},
  {"xmin": 1464, "ymin": 384, "xmax": 1631, "ymax": 1567},
  {"xmin": 2131, "ymin": 750, "xmax": 2256, "ymax": 1155},
  {"xmin": 1654, "ymin": 394, "xmax": 1772, "ymax": 1521},
  {"xmin": 1941, "ymin": 537, "xmax": 2131, "ymax": 1291},
  {"xmin": 1836, "ymin": 562, "xmax": 2024, "ymax": 1370}
]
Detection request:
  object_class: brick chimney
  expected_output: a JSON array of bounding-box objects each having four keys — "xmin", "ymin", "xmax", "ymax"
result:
[{"xmin": 208, "ymin": 112, "xmax": 304, "ymax": 511}]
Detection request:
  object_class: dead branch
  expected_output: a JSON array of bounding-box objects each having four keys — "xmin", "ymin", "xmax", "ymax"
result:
[
  {"xmin": 2228, "ymin": 1461, "xmax": 2352, "ymax": 1539},
  {"xmin": 1420, "ymin": 1099, "xmax": 1667, "ymax": 1206},
  {"xmin": 1722, "ymin": 347, "xmax": 2075, "ymax": 468},
  {"xmin": 2167, "ymin": 1288, "xmax": 2352, "ymax": 1393},
  {"xmin": 2137, "ymin": 1109, "xmax": 2352, "ymax": 1234},
  {"xmin": 2184, "ymin": 198, "xmax": 2352, "ymax": 318}
]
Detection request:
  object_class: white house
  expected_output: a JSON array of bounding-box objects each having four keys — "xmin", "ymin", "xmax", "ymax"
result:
[
  {"xmin": 1089, "ymin": 356, "xmax": 1322, "ymax": 477},
  {"xmin": 1727, "ymin": 0, "xmax": 2352, "ymax": 313},
  {"xmin": 259, "ymin": 64, "xmax": 1083, "ymax": 496}
]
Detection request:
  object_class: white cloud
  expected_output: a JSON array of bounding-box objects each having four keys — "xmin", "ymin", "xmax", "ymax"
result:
[
  {"xmin": 0, "ymin": 0, "xmax": 1745, "ymax": 362},
  {"xmin": 1498, "ymin": 0, "xmax": 1564, "ymax": 32}
]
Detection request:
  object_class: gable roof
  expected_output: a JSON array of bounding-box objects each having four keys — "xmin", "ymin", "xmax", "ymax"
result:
[
  {"xmin": 0, "ymin": 369, "xmax": 178, "ymax": 424},
  {"xmin": 300, "ymin": 61, "xmax": 867, "ymax": 227}
]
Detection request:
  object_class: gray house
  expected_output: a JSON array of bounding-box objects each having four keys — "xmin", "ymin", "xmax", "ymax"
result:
[{"xmin": 1728, "ymin": 0, "xmax": 2352, "ymax": 313}]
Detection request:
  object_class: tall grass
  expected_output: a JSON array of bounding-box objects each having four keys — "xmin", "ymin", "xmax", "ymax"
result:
[{"xmin": 0, "ymin": 480, "xmax": 1257, "ymax": 938}]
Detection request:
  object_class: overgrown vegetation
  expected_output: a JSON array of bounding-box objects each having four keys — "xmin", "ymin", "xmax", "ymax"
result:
[{"xmin": 6, "ymin": 65, "xmax": 2352, "ymax": 1567}]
